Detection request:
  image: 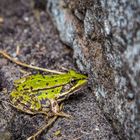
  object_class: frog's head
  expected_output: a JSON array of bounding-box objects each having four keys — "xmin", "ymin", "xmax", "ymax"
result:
[
  {"xmin": 69, "ymin": 70, "xmax": 87, "ymax": 80},
  {"xmin": 57, "ymin": 70, "xmax": 88, "ymax": 102}
]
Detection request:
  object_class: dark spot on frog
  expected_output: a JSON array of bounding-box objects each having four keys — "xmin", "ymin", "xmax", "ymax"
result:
[
  {"xmin": 46, "ymin": 83, "xmax": 49, "ymax": 86},
  {"xmin": 18, "ymin": 96, "xmax": 23, "ymax": 101},
  {"xmin": 42, "ymin": 75, "xmax": 45, "ymax": 79},
  {"xmin": 51, "ymin": 76, "xmax": 54, "ymax": 78},
  {"xmin": 55, "ymin": 80, "xmax": 58, "ymax": 82},
  {"xmin": 15, "ymin": 86, "xmax": 19, "ymax": 90},
  {"xmin": 24, "ymin": 88, "xmax": 30, "ymax": 91},
  {"xmin": 30, "ymin": 86, "xmax": 33, "ymax": 90},
  {"xmin": 14, "ymin": 99, "xmax": 22, "ymax": 106},
  {"xmin": 30, "ymin": 94, "xmax": 36, "ymax": 98},
  {"xmin": 22, "ymin": 84, "xmax": 26, "ymax": 88},
  {"xmin": 40, "ymin": 99, "xmax": 47, "ymax": 105},
  {"xmin": 51, "ymin": 90, "xmax": 54, "ymax": 92}
]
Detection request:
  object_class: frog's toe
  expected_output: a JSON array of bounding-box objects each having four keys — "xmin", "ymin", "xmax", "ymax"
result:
[{"xmin": 54, "ymin": 111, "xmax": 73, "ymax": 119}]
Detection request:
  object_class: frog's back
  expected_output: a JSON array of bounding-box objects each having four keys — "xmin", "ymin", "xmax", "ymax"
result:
[
  {"xmin": 14, "ymin": 71, "xmax": 86, "ymax": 92},
  {"xmin": 14, "ymin": 73, "xmax": 72, "ymax": 91}
]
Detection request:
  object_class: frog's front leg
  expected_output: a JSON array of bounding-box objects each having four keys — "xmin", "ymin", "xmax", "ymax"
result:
[{"xmin": 50, "ymin": 99, "xmax": 71, "ymax": 118}]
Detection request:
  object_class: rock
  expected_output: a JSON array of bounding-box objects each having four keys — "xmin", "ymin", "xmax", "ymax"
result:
[{"xmin": 47, "ymin": 0, "xmax": 140, "ymax": 139}]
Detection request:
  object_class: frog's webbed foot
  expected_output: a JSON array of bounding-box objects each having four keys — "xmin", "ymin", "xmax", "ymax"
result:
[
  {"xmin": 55, "ymin": 103, "xmax": 73, "ymax": 118},
  {"xmin": 54, "ymin": 110, "xmax": 72, "ymax": 118}
]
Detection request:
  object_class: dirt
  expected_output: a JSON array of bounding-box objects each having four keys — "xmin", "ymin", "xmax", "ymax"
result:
[{"xmin": 0, "ymin": 1, "xmax": 119, "ymax": 140}]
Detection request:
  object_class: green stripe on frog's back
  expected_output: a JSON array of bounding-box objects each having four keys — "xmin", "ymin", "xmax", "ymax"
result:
[
  {"xmin": 34, "ymin": 86, "xmax": 62, "ymax": 100},
  {"xmin": 15, "ymin": 75, "xmax": 70, "ymax": 91},
  {"xmin": 14, "ymin": 73, "xmax": 60, "ymax": 85},
  {"xmin": 14, "ymin": 70, "xmax": 86, "ymax": 84},
  {"xmin": 15, "ymin": 70, "xmax": 86, "ymax": 92}
]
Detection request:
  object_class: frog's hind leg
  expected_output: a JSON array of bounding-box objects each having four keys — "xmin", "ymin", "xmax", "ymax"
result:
[
  {"xmin": 27, "ymin": 102, "xmax": 67, "ymax": 140},
  {"xmin": 27, "ymin": 116, "xmax": 58, "ymax": 140},
  {"xmin": 0, "ymin": 50, "xmax": 64, "ymax": 74}
]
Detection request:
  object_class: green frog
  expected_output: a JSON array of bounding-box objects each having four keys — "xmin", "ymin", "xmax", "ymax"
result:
[{"xmin": 10, "ymin": 70, "xmax": 87, "ymax": 118}]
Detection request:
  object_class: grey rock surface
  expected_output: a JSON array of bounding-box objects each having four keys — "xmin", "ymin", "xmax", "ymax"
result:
[
  {"xmin": 0, "ymin": 0, "xmax": 119, "ymax": 140},
  {"xmin": 47, "ymin": 0, "xmax": 140, "ymax": 139}
]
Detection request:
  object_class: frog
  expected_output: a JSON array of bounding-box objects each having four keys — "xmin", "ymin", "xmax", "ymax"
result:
[
  {"xmin": 0, "ymin": 50, "xmax": 88, "ymax": 140},
  {"xmin": 10, "ymin": 70, "xmax": 87, "ymax": 117}
]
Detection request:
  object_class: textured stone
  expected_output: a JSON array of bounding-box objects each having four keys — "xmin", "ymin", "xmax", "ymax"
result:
[{"xmin": 47, "ymin": 0, "xmax": 140, "ymax": 139}]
